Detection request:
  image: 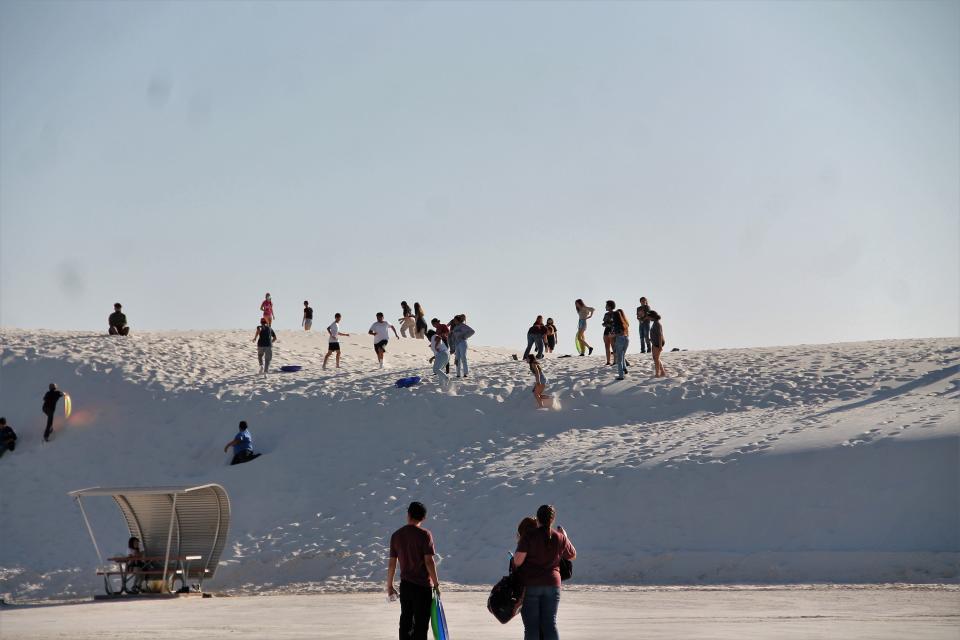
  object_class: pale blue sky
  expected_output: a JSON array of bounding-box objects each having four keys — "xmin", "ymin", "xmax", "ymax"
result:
[{"xmin": 2, "ymin": 1, "xmax": 957, "ymax": 350}]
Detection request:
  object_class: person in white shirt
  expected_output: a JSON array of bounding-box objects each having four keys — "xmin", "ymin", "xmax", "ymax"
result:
[
  {"xmin": 323, "ymin": 313, "xmax": 351, "ymax": 370},
  {"xmin": 368, "ymin": 312, "xmax": 399, "ymax": 368},
  {"xmin": 432, "ymin": 332, "xmax": 450, "ymax": 384}
]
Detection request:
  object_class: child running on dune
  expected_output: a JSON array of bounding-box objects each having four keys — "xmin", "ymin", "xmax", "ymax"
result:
[{"xmin": 527, "ymin": 355, "xmax": 550, "ymax": 409}]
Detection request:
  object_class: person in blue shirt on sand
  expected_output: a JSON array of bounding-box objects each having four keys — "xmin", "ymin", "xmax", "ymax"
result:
[{"xmin": 223, "ymin": 421, "xmax": 261, "ymax": 465}]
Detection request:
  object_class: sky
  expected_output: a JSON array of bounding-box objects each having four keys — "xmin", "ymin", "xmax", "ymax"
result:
[{"xmin": 1, "ymin": 0, "xmax": 957, "ymax": 350}]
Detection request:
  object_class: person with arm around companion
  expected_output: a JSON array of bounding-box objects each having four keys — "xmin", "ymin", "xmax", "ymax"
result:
[
  {"xmin": 323, "ymin": 313, "xmax": 349, "ymax": 370},
  {"xmin": 450, "ymin": 314, "xmax": 475, "ymax": 378},
  {"xmin": 387, "ymin": 501, "xmax": 441, "ymax": 640},
  {"xmin": 253, "ymin": 318, "xmax": 278, "ymax": 374},
  {"xmin": 0, "ymin": 418, "xmax": 17, "ymax": 458},
  {"xmin": 601, "ymin": 300, "xmax": 617, "ymax": 365},
  {"xmin": 512, "ymin": 505, "xmax": 577, "ymax": 640},
  {"xmin": 648, "ymin": 310, "xmax": 667, "ymax": 377},
  {"xmin": 613, "ymin": 309, "xmax": 630, "ymax": 380},
  {"xmin": 302, "ymin": 301, "xmax": 313, "ymax": 331},
  {"xmin": 399, "ymin": 301, "xmax": 417, "ymax": 338},
  {"xmin": 369, "ymin": 312, "xmax": 400, "ymax": 369},
  {"xmin": 108, "ymin": 303, "xmax": 130, "ymax": 336},
  {"xmin": 223, "ymin": 421, "xmax": 261, "ymax": 465},
  {"xmin": 260, "ymin": 293, "xmax": 275, "ymax": 326},
  {"xmin": 41, "ymin": 383, "xmax": 64, "ymax": 442},
  {"xmin": 636, "ymin": 297, "xmax": 652, "ymax": 353},
  {"xmin": 574, "ymin": 299, "xmax": 595, "ymax": 356},
  {"xmin": 523, "ymin": 316, "xmax": 546, "ymax": 360}
]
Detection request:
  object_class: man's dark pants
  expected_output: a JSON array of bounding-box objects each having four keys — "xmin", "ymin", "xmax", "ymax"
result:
[
  {"xmin": 399, "ymin": 580, "xmax": 432, "ymax": 640},
  {"xmin": 43, "ymin": 410, "xmax": 54, "ymax": 441}
]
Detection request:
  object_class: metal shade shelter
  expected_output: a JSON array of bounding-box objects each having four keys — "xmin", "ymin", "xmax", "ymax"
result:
[{"xmin": 68, "ymin": 484, "xmax": 231, "ymax": 592}]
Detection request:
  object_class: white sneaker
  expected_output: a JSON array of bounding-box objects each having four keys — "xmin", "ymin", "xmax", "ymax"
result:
[{"xmin": 379, "ymin": 361, "xmax": 384, "ymax": 369}]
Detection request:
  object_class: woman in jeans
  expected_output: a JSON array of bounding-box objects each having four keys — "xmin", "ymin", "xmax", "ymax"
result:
[
  {"xmin": 512, "ymin": 505, "xmax": 577, "ymax": 640},
  {"xmin": 613, "ymin": 308, "xmax": 630, "ymax": 380}
]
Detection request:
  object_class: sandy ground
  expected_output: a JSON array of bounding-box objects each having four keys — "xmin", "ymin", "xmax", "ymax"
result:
[{"xmin": 2, "ymin": 588, "xmax": 959, "ymax": 640}]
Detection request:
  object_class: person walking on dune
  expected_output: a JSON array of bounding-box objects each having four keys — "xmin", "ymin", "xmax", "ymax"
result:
[
  {"xmin": 41, "ymin": 383, "xmax": 64, "ymax": 442},
  {"xmin": 414, "ymin": 302, "xmax": 428, "ymax": 339},
  {"xmin": 223, "ymin": 421, "xmax": 261, "ymax": 465},
  {"xmin": 253, "ymin": 318, "xmax": 278, "ymax": 374},
  {"xmin": 527, "ymin": 355, "xmax": 549, "ymax": 409},
  {"xmin": 323, "ymin": 313, "xmax": 350, "ymax": 370},
  {"xmin": 512, "ymin": 505, "xmax": 576, "ymax": 640},
  {"xmin": 431, "ymin": 331, "xmax": 450, "ymax": 384},
  {"xmin": 601, "ymin": 300, "xmax": 617, "ymax": 365},
  {"xmin": 636, "ymin": 297, "xmax": 652, "ymax": 353},
  {"xmin": 450, "ymin": 314, "xmax": 475, "ymax": 378},
  {"xmin": 523, "ymin": 316, "xmax": 546, "ymax": 360},
  {"xmin": 399, "ymin": 301, "xmax": 417, "ymax": 338},
  {"xmin": 260, "ymin": 293, "xmax": 275, "ymax": 326},
  {"xmin": 574, "ymin": 299, "xmax": 594, "ymax": 356},
  {"xmin": 387, "ymin": 501, "xmax": 441, "ymax": 640},
  {"xmin": 613, "ymin": 308, "xmax": 630, "ymax": 380},
  {"xmin": 302, "ymin": 301, "xmax": 313, "ymax": 332},
  {"xmin": 649, "ymin": 310, "xmax": 667, "ymax": 377},
  {"xmin": 108, "ymin": 303, "xmax": 130, "ymax": 336},
  {"xmin": 369, "ymin": 312, "xmax": 399, "ymax": 369}
]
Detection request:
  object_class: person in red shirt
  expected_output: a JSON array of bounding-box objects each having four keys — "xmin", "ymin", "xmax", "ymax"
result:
[
  {"xmin": 386, "ymin": 501, "xmax": 441, "ymax": 640},
  {"xmin": 512, "ymin": 505, "xmax": 577, "ymax": 640}
]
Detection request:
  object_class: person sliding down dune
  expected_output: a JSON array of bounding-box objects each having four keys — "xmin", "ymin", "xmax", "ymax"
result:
[{"xmin": 224, "ymin": 421, "xmax": 261, "ymax": 465}]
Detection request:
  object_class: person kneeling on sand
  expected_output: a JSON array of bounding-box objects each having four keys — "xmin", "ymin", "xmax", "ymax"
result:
[
  {"xmin": 387, "ymin": 501, "xmax": 441, "ymax": 640},
  {"xmin": 224, "ymin": 421, "xmax": 261, "ymax": 465},
  {"xmin": 0, "ymin": 417, "xmax": 17, "ymax": 458},
  {"xmin": 527, "ymin": 355, "xmax": 550, "ymax": 409},
  {"xmin": 108, "ymin": 303, "xmax": 129, "ymax": 336}
]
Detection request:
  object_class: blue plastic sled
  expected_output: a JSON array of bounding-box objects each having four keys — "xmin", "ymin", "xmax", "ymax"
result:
[
  {"xmin": 431, "ymin": 591, "xmax": 450, "ymax": 640},
  {"xmin": 395, "ymin": 376, "xmax": 422, "ymax": 388},
  {"xmin": 279, "ymin": 365, "xmax": 303, "ymax": 373}
]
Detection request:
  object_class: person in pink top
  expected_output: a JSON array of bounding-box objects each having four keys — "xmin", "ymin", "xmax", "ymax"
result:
[
  {"xmin": 260, "ymin": 293, "xmax": 275, "ymax": 326},
  {"xmin": 512, "ymin": 504, "xmax": 576, "ymax": 640}
]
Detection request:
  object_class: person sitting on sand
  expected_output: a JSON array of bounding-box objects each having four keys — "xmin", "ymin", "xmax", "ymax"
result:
[
  {"xmin": 224, "ymin": 421, "xmax": 261, "ymax": 466},
  {"xmin": 0, "ymin": 418, "xmax": 17, "ymax": 458},
  {"xmin": 648, "ymin": 310, "xmax": 667, "ymax": 378},
  {"xmin": 527, "ymin": 355, "xmax": 549, "ymax": 409},
  {"xmin": 125, "ymin": 536, "xmax": 146, "ymax": 592},
  {"xmin": 108, "ymin": 303, "xmax": 129, "ymax": 336}
]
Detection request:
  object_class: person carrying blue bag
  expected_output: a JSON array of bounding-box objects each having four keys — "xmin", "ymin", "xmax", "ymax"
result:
[{"xmin": 387, "ymin": 501, "xmax": 441, "ymax": 640}]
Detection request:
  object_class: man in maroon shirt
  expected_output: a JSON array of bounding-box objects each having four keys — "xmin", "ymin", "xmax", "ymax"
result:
[{"xmin": 387, "ymin": 501, "xmax": 440, "ymax": 640}]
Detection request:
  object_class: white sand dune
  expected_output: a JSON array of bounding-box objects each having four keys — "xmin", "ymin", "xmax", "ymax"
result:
[{"xmin": 0, "ymin": 329, "xmax": 957, "ymax": 601}]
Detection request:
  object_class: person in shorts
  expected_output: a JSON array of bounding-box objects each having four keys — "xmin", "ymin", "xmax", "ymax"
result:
[
  {"xmin": 368, "ymin": 312, "xmax": 399, "ymax": 369},
  {"xmin": 386, "ymin": 501, "xmax": 441, "ymax": 640},
  {"xmin": 302, "ymin": 301, "xmax": 313, "ymax": 331},
  {"xmin": 323, "ymin": 313, "xmax": 350, "ymax": 369}
]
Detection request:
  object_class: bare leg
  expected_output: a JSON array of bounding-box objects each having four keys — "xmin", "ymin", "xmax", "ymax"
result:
[{"xmin": 604, "ymin": 335, "xmax": 613, "ymax": 364}]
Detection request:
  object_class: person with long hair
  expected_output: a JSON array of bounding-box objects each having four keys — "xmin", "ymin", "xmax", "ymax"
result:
[
  {"xmin": 450, "ymin": 314, "xmax": 475, "ymax": 378},
  {"xmin": 544, "ymin": 318, "xmax": 558, "ymax": 354},
  {"xmin": 399, "ymin": 301, "xmax": 417, "ymax": 338},
  {"xmin": 574, "ymin": 299, "xmax": 594, "ymax": 356},
  {"xmin": 414, "ymin": 302, "xmax": 428, "ymax": 339},
  {"xmin": 527, "ymin": 354, "xmax": 548, "ymax": 409},
  {"xmin": 601, "ymin": 300, "xmax": 617, "ymax": 365},
  {"xmin": 512, "ymin": 505, "xmax": 576, "ymax": 640},
  {"xmin": 613, "ymin": 308, "xmax": 630, "ymax": 380},
  {"xmin": 523, "ymin": 316, "xmax": 546, "ymax": 360},
  {"xmin": 648, "ymin": 310, "xmax": 667, "ymax": 377},
  {"xmin": 260, "ymin": 293, "xmax": 275, "ymax": 326}
]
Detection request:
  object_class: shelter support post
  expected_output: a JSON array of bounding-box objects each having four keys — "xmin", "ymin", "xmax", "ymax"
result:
[
  {"xmin": 161, "ymin": 493, "xmax": 177, "ymax": 591},
  {"xmin": 75, "ymin": 497, "xmax": 104, "ymax": 566}
]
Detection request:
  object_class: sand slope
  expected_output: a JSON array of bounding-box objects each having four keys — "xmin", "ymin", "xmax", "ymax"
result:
[{"xmin": 0, "ymin": 329, "xmax": 957, "ymax": 600}]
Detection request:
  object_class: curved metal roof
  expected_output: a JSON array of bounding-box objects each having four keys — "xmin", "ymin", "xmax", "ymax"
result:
[{"xmin": 69, "ymin": 484, "xmax": 231, "ymax": 579}]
